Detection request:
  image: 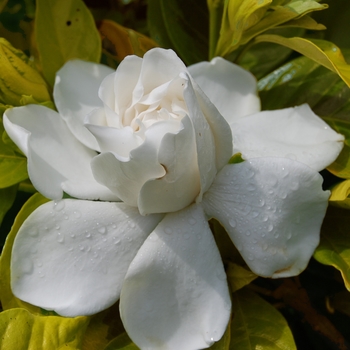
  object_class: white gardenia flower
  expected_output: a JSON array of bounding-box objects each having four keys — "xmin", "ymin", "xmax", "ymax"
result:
[{"xmin": 4, "ymin": 48, "xmax": 344, "ymax": 350}]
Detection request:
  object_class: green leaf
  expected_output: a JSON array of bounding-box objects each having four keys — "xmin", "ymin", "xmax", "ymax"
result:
[
  {"xmin": 228, "ymin": 153, "xmax": 244, "ymax": 164},
  {"xmin": 254, "ymin": 35, "xmax": 350, "ymax": 88},
  {"xmin": 226, "ymin": 262, "xmax": 257, "ymax": 293},
  {"xmin": 329, "ymin": 179, "xmax": 350, "ymax": 209},
  {"xmin": 0, "ymin": 185, "xmax": 17, "ymax": 226},
  {"xmin": 314, "ymin": 206, "xmax": 350, "ymax": 291},
  {"xmin": 0, "ymin": 192, "xmax": 49, "ymax": 311},
  {"xmin": 103, "ymin": 333, "xmax": 139, "ymax": 350},
  {"xmin": 0, "ymin": 308, "xmax": 89, "ymax": 350},
  {"xmin": 35, "ymin": 0, "xmax": 101, "ymax": 86},
  {"xmin": 0, "ymin": 117, "xmax": 28, "ymax": 188},
  {"xmin": 230, "ymin": 289, "xmax": 296, "ymax": 350},
  {"xmin": 0, "ymin": 38, "xmax": 51, "ymax": 106},
  {"xmin": 0, "ymin": 0, "xmax": 8, "ymax": 13},
  {"xmin": 153, "ymin": 0, "xmax": 209, "ymax": 65}
]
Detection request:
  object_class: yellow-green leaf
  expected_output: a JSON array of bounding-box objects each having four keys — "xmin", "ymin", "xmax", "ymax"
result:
[
  {"xmin": 314, "ymin": 206, "xmax": 350, "ymax": 291},
  {"xmin": 0, "ymin": 308, "xmax": 89, "ymax": 350},
  {"xmin": 216, "ymin": 0, "xmax": 272, "ymax": 56},
  {"xmin": 0, "ymin": 193, "xmax": 49, "ymax": 312},
  {"xmin": 254, "ymin": 35, "xmax": 350, "ymax": 88},
  {"xmin": 0, "ymin": 38, "xmax": 51, "ymax": 106},
  {"xmin": 226, "ymin": 262, "xmax": 257, "ymax": 293},
  {"xmin": 0, "ymin": 0, "xmax": 8, "ymax": 13},
  {"xmin": 98, "ymin": 20, "xmax": 158, "ymax": 63},
  {"xmin": 329, "ymin": 180, "xmax": 350, "ymax": 209},
  {"xmin": 35, "ymin": 0, "xmax": 101, "ymax": 86},
  {"xmin": 230, "ymin": 289, "xmax": 296, "ymax": 350}
]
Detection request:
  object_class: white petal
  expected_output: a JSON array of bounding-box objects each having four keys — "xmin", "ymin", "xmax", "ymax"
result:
[
  {"xmin": 232, "ymin": 104, "xmax": 344, "ymax": 171},
  {"xmin": 54, "ymin": 60, "xmax": 114, "ymax": 150},
  {"xmin": 183, "ymin": 76, "xmax": 217, "ymax": 199},
  {"xmin": 11, "ymin": 200, "xmax": 162, "ymax": 316},
  {"xmin": 3, "ymin": 105, "xmax": 118, "ymax": 201},
  {"xmin": 203, "ymin": 158, "xmax": 329, "ymax": 278},
  {"xmin": 188, "ymin": 57, "xmax": 260, "ymax": 122},
  {"xmin": 138, "ymin": 116, "xmax": 200, "ymax": 214},
  {"xmin": 120, "ymin": 204, "xmax": 231, "ymax": 350}
]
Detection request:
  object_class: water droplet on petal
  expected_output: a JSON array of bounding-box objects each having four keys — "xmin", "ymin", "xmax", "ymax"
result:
[
  {"xmin": 73, "ymin": 210, "xmax": 82, "ymax": 219},
  {"xmin": 229, "ymin": 218, "xmax": 236, "ymax": 228},
  {"xmin": 54, "ymin": 200, "xmax": 65, "ymax": 211},
  {"xmin": 188, "ymin": 217, "xmax": 196, "ymax": 225},
  {"xmin": 98, "ymin": 226, "xmax": 106, "ymax": 234},
  {"xmin": 267, "ymin": 224, "xmax": 274, "ymax": 232},
  {"xmin": 57, "ymin": 232, "xmax": 64, "ymax": 243},
  {"xmin": 164, "ymin": 227, "xmax": 172, "ymax": 234}
]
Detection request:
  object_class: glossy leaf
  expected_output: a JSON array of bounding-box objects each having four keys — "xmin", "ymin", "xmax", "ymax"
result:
[
  {"xmin": 0, "ymin": 117, "xmax": 28, "ymax": 188},
  {"xmin": 329, "ymin": 180, "xmax": 350, "ymax": 209},
  {"xmin": 0, "ymin": 185, "xmax": 17, "ymax": 226},
  {"xmin": 103, "ymin": 333, "xmax": 139, "ymax": 350},
  {"xmin": 230, "ymin": 288, "xmax": 296, "ymax": 350},
  {"xmin": 0, "ymin": 38, "xmax": 51, "ymax": 106},
  {"xmin": 151, "ymin": 0, "xmax": 209, "ymax": 65},
  {"xmin": 35, "ymin": 0, "xmax": 101, "ymax": 86},
  {"xmin": 254, "ymin": 35, "xmax": 350, "ymax": 88},
  {"xmin": 0, "ymin": 308, "xmax": 88, "ymax": 350},
  {"xmin": 0, "ymin": 193, "xmax": 49, "ymax": 311},
  {"xmin": 314, "ymin": 206, "xmax": 350, "ymax": 291},
  {"xmin": 98, "ymin": 20, "xmax": 157, "ymax": 63},
  {"xmin": 226, "ymin": 263, "xmax": 257, "ymax": 293},
  {"xmin": 216, "ymin": 0, "xmax": 271, "ymax": 57}
]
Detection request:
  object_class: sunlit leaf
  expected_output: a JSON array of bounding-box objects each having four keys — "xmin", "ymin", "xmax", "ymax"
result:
[
  {"xmin": 0, "ymin": 192, "xmax": 49, "ymax": 311},
  {"xmin": 0, "ymin": 308, "xmax": 88, "ymax": 350},
  {"xmin": 0, "ymin": 185, "xmax": 17, "ymax": 226},
  {"xmin": 97, "ymin": 19, "xmax": 157, "ymax": 63},
  {"xmin": 230, "ymin": 288, "xmax": 296, "ymax": 350},
  {"xmin": 226, "ymin": 263, "xmax": 257, "ymax": 293},
  {"xmin": 254, "ymin": 35, "xmax": 350, "ymax": 88},
  {"xmin": 329, "ymin": 180, "xmax": 350, "ymax": 209},
  {"xmin": 216, "ymin": 0, "xmax": 271, "ymax": 57},
  {"xmin": 314, "ymin": 206, "xmax": 350, "ymax": 291},
  {"xmin": 0, "ymin": 0, "xmax": 8, "ymax": 13},
  {"xmin": 35, "ymin": 0, "xmax": 101, "ymax": 86},
  {"xmin": 0, "ymin": 116, "xmax": 28, "ymax": 188},
  {"xmin": 0, "ymin": 38, "xmax": 51, "ymax": 106}
]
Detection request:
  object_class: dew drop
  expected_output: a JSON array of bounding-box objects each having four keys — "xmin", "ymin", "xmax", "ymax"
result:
[
  {"xmin": 262, "ymin": 243, "xmax": 268, "ymax": 251},
  {"xmin": 80, "ymin": 245, "xmax": 85, "ymax": 251},
  {"xmin": 287, "ymin": 231, "xmax": 292, "ymax": 240},
  {"xmin": 98, "ymin": 226, "xmax": 106, "ymax": 234},
  {"xmin": 112, "ymin": 224, "xmax": 117, "ymax": 229},
  {"xmin": 290, "ymin": 181, "xmax": 299, "ymax": 191},
  {"xmin": 229, "ymin": 218, "xmax": 236, "ymax": 228},
  {"xmin": 257, "ymin": 199, "xmax": 265, "ymax": 207},
  {"xmin": 54, "ymin": 200, "xmax": 65, "ymax": 211},
  {"xmin": 274, "ymin": 232, "xmax": 279, "ymax": 239},
  {"xmin": 164, "ymin": 227, "xmax": 173, "ymax": 234},
  {"xmin": 64, "ymin": 215, "xmax": 69, "ymax": 220},
  {"xmin": 70, "ymin": 233, "xmax": 75, "ymax": 238},
  {"xmin": 247, "ymin": 254, "xmax": 254, "ymax": 261},
  {"xmin": 57, "ymin": 232, "xmax": 64, "ymax": 243},
  {"xmin": 188, "ymin": 217, "xmax": 196, "ymax": 225},
  {"xmin": 262, "ymin": 215, "xmax": 268, "ymax": 222},
  {"xmin": 129, "ymin": 221, "xmax": 136, "ymax": 229},
  {"xmin": 245, "ymin": 230, "xmax": 251, "ymax": 236},
  {"xmin": 73, "ymin": 210, "xmax": 82, "ymax": 219},
  {"xmin": 267, "ymin": 224, "xmax": 274, "ymax": 232},
  {"xmin": 85, "ymin": 232, "xmax": 91, "ymax": 238},
  {"xmin": 252, "ymin": 210, "xmax": 259, "ymax": 218},
  {"xmin": 247, "ymin": 184, "xmax": 256, "ymax": 191},
  {"xmin": 29, "ymin": 230, "xmax": 39, "ymax": 237}
]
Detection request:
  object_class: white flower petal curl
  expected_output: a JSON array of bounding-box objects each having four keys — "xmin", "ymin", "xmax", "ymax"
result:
[
  {"xmin": 54, "ymin": 60, "xmax": 114, "ymax": 150},
  {"xmin": 3, "ymin": 105, "xmax": 118, "ymax": 201},
  {"xmin": 203, "ymin": 158, "xmax": 329, "ymax": 278},
  {"xmin": 231, "ymin": 104, "xmax": 344, "ymax": 171},
  {"xmin": 11, "ymin": 200, "xmax": 162, "ymax": 317},
  {"xmin": 120, "ymin": 204, "xmax": 231, "ymax": 350},
  {"xmin": 188, "ymin": 57, "xmax": 261, "ymax": 122}
]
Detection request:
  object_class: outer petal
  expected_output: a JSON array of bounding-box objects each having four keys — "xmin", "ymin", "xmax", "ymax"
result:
[
  {"xmin": 54, "ymin": 60, "xmax": 114, "ymax": 150},
  {"xmin": 11, "ymin": 200, "xmax": 162, "ymax": 317},
  {"xmin": 203, "ymin": 158, "xmax": 329, "ymax": 278},
  {"xmin": 3, "ymin": 105, "xmax": 118, "ymax": 201},
  {"xmin": 120, "ymin": 204, "xmax": 231, "ymax": 350},
  {"xmin": 231, "ymin": 104, "xmax": 344, "ymax": 171},
  {"xmin": 188, "ymin": 57, "xmax": 260, "ymax": 122}
]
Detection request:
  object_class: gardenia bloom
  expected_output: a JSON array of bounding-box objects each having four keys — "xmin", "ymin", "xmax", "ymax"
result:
[{"xmin": 4, "ymin": 48, "xmax": 344, "ymax": 350}]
